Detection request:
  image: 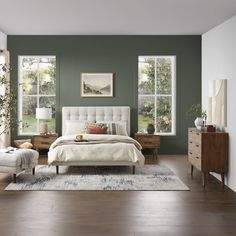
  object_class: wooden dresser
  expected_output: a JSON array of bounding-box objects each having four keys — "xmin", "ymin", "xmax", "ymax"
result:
[
  {"xmin": 33, "ymin": 133, "xmax": 58, "ymax": 151},
  {"xmin": 134, "ymin": 133, "xmax": 160, "ymax": 159},
  {"xmin": 188, "ymin": 128, "xmax": 228, "ymax": 188}
]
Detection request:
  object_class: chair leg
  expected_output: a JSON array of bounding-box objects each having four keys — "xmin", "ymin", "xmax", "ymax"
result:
[
  {"xmin": 132, "ymin": 166, "xmax": 135, "ymax": 174},
  {"xmin": 56, "ymin": 165, "xmax": 59, "ymax": 174},
  {"xmin": 12, "ymin": 173, "xmax": 16, "ymax": 183}
]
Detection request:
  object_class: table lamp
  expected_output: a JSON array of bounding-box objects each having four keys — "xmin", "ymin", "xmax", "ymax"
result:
[{"xmin": 36, "ymin": 107, "xmax": 52, "ymax": 134}]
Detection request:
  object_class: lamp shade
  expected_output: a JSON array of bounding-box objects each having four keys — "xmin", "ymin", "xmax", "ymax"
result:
[{"xmin": 36, "ymin": 108, "xmax": 52, "ymax": 119}]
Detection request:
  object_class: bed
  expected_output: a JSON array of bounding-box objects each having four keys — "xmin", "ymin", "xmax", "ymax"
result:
[{"xmin": 48, "ymin": 106, "xmax": 145, "ymax": 174}]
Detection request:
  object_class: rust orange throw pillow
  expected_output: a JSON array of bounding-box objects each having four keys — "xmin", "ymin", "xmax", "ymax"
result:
[{"xmin": 87, "ymin": 127, "xmax": 107, "ymax": 134}]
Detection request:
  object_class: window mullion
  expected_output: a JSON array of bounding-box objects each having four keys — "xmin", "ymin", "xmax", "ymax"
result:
[
  {"xmin": 37, "ymin": 58, "xmax": 40, "ymax": 133},
  {"xmin": 18, "ymin": 57, "xmax": 23, "ymax": 134},
  {"xmin": 154, "ymin": 57, "xmax": 157, "ymax": 132}
]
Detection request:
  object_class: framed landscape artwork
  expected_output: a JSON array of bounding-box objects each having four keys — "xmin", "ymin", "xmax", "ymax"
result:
[{"xmin": 81, "ymin": 73, "xmax": 113, "ymax": 97}]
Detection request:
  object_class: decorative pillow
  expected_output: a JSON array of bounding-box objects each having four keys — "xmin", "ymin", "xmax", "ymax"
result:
[
  {"xmin": 19, "ymin": 142, "xmax": 33, "ymax": 149},
  {"xmin": 87, "ymin": 127, "xmax": 108, "ymax": 134},
  {"xmin": 82, "ymin": 122, "xmax": 106, "ymax": 133},
  {"xmin": 14, "ymin": 139, "xmax": 31, "ymax": 148},
  {"xmin": 97, "ymin": 122, "xmax": 128, "ymax": 136},
  {"xmin": 65, "ymin": 120, "xmax": 86, "ymax": 135}
]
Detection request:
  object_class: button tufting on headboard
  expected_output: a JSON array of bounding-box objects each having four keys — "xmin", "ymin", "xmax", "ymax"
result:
[{"xmin": 62, "ymin": 106, "xmax": 130, "ymax": 136}]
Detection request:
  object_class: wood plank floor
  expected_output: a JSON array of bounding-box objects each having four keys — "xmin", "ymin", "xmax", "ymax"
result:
[{"xmin": 0, "ymin": 155, "xmax": 236, "ymax": 236}]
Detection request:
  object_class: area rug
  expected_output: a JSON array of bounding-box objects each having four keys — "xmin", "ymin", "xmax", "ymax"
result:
[{"xmin": 5, "ymin": 165, "xmax": 189, "ymax": 191}]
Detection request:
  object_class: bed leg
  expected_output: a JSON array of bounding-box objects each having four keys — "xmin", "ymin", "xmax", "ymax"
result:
[
  {"xmin": 32, "ymin": 168, "xmax": 35, "ymax": 175},
  {"xmin": 56, "ymin": 165, "xmax": 59, "ymax": 174},
  {"xmin": 13, "ymin": 173, "xmax": 16, "ymax": 183},
  {"xmin": 132, "ymin": 166, "xmax": 135, "ymax": 174}
]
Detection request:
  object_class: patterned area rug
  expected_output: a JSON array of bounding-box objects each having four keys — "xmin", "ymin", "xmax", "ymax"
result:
[{"xmin": 5, "ymin": 165, "xmax": 189, "ymax": 191}]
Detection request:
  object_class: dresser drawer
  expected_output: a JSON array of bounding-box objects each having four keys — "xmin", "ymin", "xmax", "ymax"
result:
[
  {"xmin": 188, "ymin": 151, "xmax": 202, "ymax": 170},
  {"xmin": 189, "ymin": 131, "xmax": 201, "ymax": 143}
]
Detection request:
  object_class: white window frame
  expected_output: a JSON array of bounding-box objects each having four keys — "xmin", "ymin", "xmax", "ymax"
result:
[
  {"xmin": 18, "ymin": 55, "xmax": 56, "ymax": 135},
  {"xmin": 138, "ymin": 55, "xmax": 176, "ymax": 136}
]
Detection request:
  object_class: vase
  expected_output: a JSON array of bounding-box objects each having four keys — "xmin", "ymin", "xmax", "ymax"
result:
[
  {"xmin": 194, "ymin": 117, "xmax": 204, "ymax": 128},
  {"xmin": 147, "ymin": 124, "xmax": 155, "ymax": 134}
]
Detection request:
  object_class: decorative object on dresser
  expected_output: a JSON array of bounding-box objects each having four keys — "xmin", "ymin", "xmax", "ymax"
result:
[
  {"xmin": 206, "ymin": 125, "xmax": 216, "ymax": 132},
  {"xmin": 186, "ymin": 104, "xmax": 207, "ymax": 129},
  {"xmin": 135, "ymin": 133, "xmax": 160, "ymax": 159},
  {"xmin": 188, "ymin": 128, "xmax": 228, "ymax": 188},
  {"xmin": 33, "ymin": 133, "xmax": 58, "ymax": 151}
]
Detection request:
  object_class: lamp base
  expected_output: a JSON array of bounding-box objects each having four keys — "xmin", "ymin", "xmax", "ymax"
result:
[{"xmin": 40, "ymin": 122, "xmax": 49, "ymax": 134}]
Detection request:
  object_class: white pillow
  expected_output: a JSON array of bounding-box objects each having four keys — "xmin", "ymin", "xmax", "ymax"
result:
[
  {"xmin": 65, "ymin": 120, "xmax": 86, "ymax": 135},
  {"xmin": 97, "ymin": 121, "xmax": 128, "ymax": 136}
]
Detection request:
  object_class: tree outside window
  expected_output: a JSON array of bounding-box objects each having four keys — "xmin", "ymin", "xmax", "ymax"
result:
[
  {"xmin": 18, "ymin": 56, "xmax": 56, "ymax": 135},
  {"xmin": 138, "ymin": 56, "xmax": 176, "ymax": 135}
]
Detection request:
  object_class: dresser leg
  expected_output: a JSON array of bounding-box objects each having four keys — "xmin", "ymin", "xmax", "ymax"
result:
[
  {"xmin": 191, "ymin": 165, "xmax": 194, "ymax": 177},
  {"xmin": 202, "ymin": 172, "xmax": 206, "ymax": 189},
  {"xmin": 32, "ymin": 168, "xmax": 35, "ymax": 175},
  {"xmin": 56, "ymin": 165, "xmax": 59, "ymax": 174},
  {"xmin": 221, "ymin": 173, "xmax": 225, "ymax": 190}
]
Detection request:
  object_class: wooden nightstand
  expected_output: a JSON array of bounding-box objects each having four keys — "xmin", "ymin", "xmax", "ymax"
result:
[
  {"xmin": 134, "ymin": 133, "xmax": 160, "ymax": 159},
  {"xmin": 32, "ymin": 133, "xmax": 58, "ymax": 151}
]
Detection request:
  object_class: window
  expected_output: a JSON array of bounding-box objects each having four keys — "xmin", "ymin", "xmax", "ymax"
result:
[
  {"xmin": 18, "ymin": 56, "xmax": 56, "ymax": 135},
  {"xmin": 138, "ymin": 56, "xmax": 176, "ymax": 135}
]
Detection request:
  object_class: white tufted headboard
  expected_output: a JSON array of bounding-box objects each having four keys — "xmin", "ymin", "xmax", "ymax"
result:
[{"xmin": 62, "ymin": 106, "xmax": 130, "ymax": 136}]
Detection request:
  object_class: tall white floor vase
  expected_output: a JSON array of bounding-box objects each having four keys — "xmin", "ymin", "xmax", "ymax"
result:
[{"xmin": 0, "ymin": 49, "xmax": 10, "ymax": 148}]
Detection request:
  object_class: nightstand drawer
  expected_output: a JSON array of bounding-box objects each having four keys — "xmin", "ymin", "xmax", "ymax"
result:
[
  {"xmin": 33, "ymin": 134, "xmax": 58, "ymax": 150},
  {"xmin": 135, "ymin": 134, "xmax": 160, "ymax": 149},
  {"xmin": 34, "ymin": 141, "xmax": 51, "ymax": 149},
  {"xmin": 34, "ymin": 136, "xmax": 57, "ymax": 143},
  {"xmin": 134, "ymin": 133, "xmax": 160, "ymax": 160}
]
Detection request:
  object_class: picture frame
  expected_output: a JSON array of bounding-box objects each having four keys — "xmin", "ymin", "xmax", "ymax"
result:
[{"xmin": 81, "ymin": 73, "xmax": 113, "ymax": 97}]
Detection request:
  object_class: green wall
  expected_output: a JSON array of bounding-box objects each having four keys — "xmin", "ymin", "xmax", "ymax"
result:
[{"xmin": 8, "ymin": 35, "xmax": 201, "ymax": 154}]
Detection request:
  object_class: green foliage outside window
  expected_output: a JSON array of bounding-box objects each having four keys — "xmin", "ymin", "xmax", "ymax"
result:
[
  {"xmin": 19, "ymin": 57, "xmax": 56, "ymax": 134},
  {"xmin": 138, "ymin": 56, "xmax": 174, "ymax": 134}
]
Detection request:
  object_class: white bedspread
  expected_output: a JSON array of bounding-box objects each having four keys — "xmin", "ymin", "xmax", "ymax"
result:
[{"xmin": 48, "ymin": 134, "xmax": 145, "ymax": 166}]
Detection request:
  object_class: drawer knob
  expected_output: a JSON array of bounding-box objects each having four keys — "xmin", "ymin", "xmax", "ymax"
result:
[
  {"xmin": 41, "ymin": 142, "xmax": 50, "ymax": 145},
  {"xmin": 195, "ymin": 156, "xmax": 199, "ymax": 159},
  {"xmin": 189, "ymin": 141, "xmax": 193, "ymax": 144}
]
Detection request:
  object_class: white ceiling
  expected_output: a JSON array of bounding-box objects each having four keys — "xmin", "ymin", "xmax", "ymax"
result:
[{"xmin": 1, "ymin": 0, "xmax": 236, "ymax": 35}]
